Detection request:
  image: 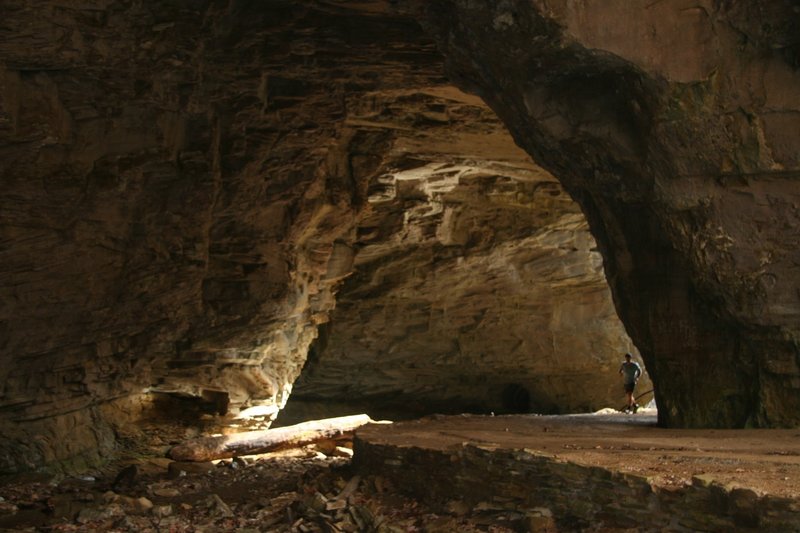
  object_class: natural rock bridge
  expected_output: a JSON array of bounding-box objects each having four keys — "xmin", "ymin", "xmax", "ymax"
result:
[{"xmin": 1, "ymin": 0, "xmax": 800, "ymax": 530}]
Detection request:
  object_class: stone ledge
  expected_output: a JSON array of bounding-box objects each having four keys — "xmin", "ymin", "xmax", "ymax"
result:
[{"xmin": 353, "ymin": 414, "xmax": 800, "ymax": 531}]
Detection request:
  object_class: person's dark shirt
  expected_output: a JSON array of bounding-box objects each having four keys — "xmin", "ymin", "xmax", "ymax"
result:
[{"xmin": 620, "ymin": 361, "xmax": 642, "ymax": 384}]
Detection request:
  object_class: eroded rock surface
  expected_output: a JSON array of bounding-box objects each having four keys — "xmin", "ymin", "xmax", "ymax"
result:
[
  {"xmin": 287, "ymin": 88, "xmax": 643, "ymax": 420},
  {"xmin": 3, "ymin": 0, "xmax": 797, "ymax": 474},
  {"xmin": 0, "ymin": 0, "xmax": 448, "ymax": 472},
  {"xmin": 0, "ymin": 0, "xmax": 639, "ymax": 473},
  {"xmin": 409, "ymin": 0, "xmax": 800, "ymax": 428}
]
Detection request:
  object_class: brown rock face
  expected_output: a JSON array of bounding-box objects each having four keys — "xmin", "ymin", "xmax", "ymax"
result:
[
  {"xmin": 0, "ymin": 1, "xmax": 641, "ymax": 472},
  {"xmin": 286, "ymin": 87, "xmax": 643, "ymax": 420},
  {"xmin": 410, "ymin": 0, "xmax": 800, "ymax": 427},
  {"xmin": 2, "ymin": 0, "xmax": 797, "ymax": 472},
  {"xmin": 0, "ymin": 1, "xmax": 439, "ymax": 471}
]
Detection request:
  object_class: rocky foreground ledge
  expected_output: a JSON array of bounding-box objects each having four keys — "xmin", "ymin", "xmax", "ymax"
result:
[
  {"xmin": 1, "ymin": 412, "xmax": 799, "ymax": 531},
  {"xmin": 353, "ymin": 413, "xmax": 800, "ymax": 532}
]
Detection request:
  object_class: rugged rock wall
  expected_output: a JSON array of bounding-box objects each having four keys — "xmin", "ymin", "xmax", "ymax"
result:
[
  {"xmin": 6, "ymin": 0, "xmax": 796, "ymax": 472},
  {"xmin": 0, "ymin": 0, "xmax": 447, "ymax": 472},
  {"xmin": 286, "ymin": 87, "xmax": 643, "ymax": 421},
  {"xmin": 409, "ymin": 0, "xmax": 800, "ymax": 428},
  {"xmin": 0, "ymin": 0, "xmax": 642, "ymax": 472}
]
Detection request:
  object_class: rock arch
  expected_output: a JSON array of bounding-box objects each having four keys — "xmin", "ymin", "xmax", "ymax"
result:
[
  {"xmin": 409, "ymin": 0, "xmax": 800, "ymax": 427},
  {"xmin": 1, "ymin": 0, "xmax": 798, "ymax": 474}
]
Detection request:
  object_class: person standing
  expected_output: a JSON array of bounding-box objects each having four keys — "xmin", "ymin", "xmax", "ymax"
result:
[{"xmin": 619, "ymin": 353, "xmax": 642, "ymax": 413}]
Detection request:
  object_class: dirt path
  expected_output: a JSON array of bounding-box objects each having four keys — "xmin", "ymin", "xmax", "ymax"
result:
[{"xmin": 356, "ymin": 409, "xmax": 800, "ymax": 499}]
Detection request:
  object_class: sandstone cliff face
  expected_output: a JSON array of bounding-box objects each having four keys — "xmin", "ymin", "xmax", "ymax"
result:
[
  {"xmin": 410, "ymin": 0, "xmax": 800, "ymax": 427},
  {"xmin": 286, "ymin": 87, "xmax": 643, "ymax": 420},
  {"xmin": 0, "ymin": 1, "xmax": 641, "ymax": 473},
  {"xmin": 0, "ymin": 0, "xmax": 441, "ymax": 471},
  {"xmin": 4, "ymin": 0, "xmax": 797, "ymax": 473}
]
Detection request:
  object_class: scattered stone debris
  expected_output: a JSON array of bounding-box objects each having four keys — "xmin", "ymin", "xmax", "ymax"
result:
[
  {"xmin": 0, "ymin": 418, "xmax": 520, "ymax": 532},
  {"xmin": 3, "ymin": 412, "xmax": 798, "ymax": 531},
  {"xmin": 0, "ymin": 452, "xmax": 521, "ymax": 532}
]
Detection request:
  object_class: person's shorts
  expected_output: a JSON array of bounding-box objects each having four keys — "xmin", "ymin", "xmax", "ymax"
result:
[{"xmin": 624, "ymin": 382, "xmax": 636, "ymax": 394}]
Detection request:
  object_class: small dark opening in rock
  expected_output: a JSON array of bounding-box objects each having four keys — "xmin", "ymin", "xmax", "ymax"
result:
[
  {"xmin": 500, "ymin": 383, "xmax": 531, "ymax": 414},
  {"xmin": 149, "ymin": 390, "xmax": 230, "ymax": 419},
  {"xmin": 201, "ymin": 389, "xmax": 230, "ymax": 416}
]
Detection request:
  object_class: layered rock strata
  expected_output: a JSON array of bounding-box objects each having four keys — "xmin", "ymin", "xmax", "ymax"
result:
[
  {"xmin": 0, "ymin": 0, "xmax": 640, "ymax": 472},
  {"xmin": 409, "ymin": 0, "xmax": 800, "ymax": 427},
  {"xmin": 4, "ymin": 0, "xmax": 797, "ymax": 474},
  {"xmin": 0, "ymin": 0, "xmax": 445, "ymax": 472},
  {"xmin": 286, "ymin": 87, "xmax": 643, "ymax": 420}
]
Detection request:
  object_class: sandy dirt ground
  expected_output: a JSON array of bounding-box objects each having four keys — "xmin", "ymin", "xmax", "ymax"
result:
[{"xmin": 357, "ymin": 409, "xmax": 800, "ymax": 499}]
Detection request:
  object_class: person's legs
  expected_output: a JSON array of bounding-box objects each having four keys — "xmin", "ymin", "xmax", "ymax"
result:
[{"xmin": 624, "ymin": 383, "xmax": 635, "ymax": 409}]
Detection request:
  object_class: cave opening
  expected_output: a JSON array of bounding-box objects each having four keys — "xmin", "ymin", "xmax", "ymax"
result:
[
  {"xmin": 276, "ymin": 105, "xmax": 653, "ymax": 424},
  {"xmin": 3, "ymin": 0, "xmax": 800, "ymax": 529}
]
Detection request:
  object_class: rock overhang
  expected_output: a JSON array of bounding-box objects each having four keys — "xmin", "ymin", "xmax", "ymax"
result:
[{"xmin": 1, "ymin": 0, "xmax": 798, "ymax": 473}]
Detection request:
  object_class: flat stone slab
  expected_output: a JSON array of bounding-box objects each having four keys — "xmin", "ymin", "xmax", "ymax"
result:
[{"xmin": 354, "ymin": 412, "xmax": 800, "ymax": 531}]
